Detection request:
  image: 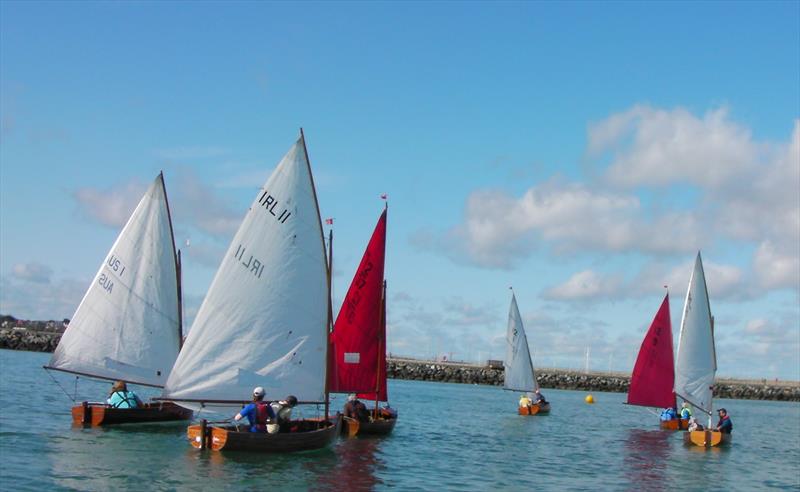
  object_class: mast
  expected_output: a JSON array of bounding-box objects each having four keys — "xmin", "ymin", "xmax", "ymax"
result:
[
  {"xmin": 374, "ymin": 280, "xmax": 387, "ymax": 414},
  {"xmin": 325, "ymin": 228, "xmax": 333, "ymax": 420},
  {"xmin": 177, "ymin": 250, "xmax": 184, "ymax": 350}
]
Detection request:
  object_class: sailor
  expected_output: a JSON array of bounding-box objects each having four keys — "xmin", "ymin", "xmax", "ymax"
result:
[
  {"xmin": 107, "ymin": 380, "xmax": 142, "ymax": 409},
  {"xmin": 533, "ymin": 389, "xmax": 547, "ymax": 405},
  {"xmin": 660, "ymin": 406, "xmax": 677, "ymax": 421},
  {"xmin": 680, "ymin": 402, "xmax": 693, "ymax": 420},
  {"xmin": 343, "ymin": 394, "xmax": 370, "ymax": 422},
  {"xmin": 269, "ymin": 395, "xmax": 298, "ymax": 433},
  {"xmin": 519, "ymin": 393, "xmax": 533, "ymax": 408},
  {"xmin": 234, "ymin": 386, "xmax": 275, "ymax": 432},
  {"xmin": 714, "ymin": 408, "xmax": 733, "ymax": 434}
]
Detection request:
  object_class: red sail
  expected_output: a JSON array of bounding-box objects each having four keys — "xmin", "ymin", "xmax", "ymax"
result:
[
  {"xmin": 358, "ymin": 286, "xmax": 387, "ymax": 402},
  {"xmin": 626, "ymin": 293, "xmax": 676, "ymax": 408},
  {"xmin": 329, "ymin": 209, "xmax": 387, "ymax": 400}
]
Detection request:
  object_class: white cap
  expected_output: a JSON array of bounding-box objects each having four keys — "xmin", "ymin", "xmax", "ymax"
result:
[
  {"xmin": 253, "ymin": 386, "xmax": 265, "ymax": 398},
  {"xmin": 348, "ymin": 394, "xmax": 357, "ymax": 402}
]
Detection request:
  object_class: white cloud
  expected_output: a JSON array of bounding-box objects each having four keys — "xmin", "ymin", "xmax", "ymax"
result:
[
  {"xmin": 11, "ymin": 262, "xmax": 53, "ymax": 284},
  {"xmin": 542, "ymin": 270, "xmax": 624, "ymax": 301},
  {"xmin": 74, "ymin": 180, "xmax": 148, "ymax": 228},
  {"xmin": 0, "ymin": 275, "xmax": 87, "ymax": 320},
  {"xmin": 592, "ymin": 105, "xmax": 758, "ymax": 189}
]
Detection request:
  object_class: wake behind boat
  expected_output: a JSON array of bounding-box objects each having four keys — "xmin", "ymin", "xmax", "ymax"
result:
[
  {"xmin": 504, "ymin": 291, "xmax": 549, "ymax": 416},
  {"xmin": 44, "ymin": 173, "xmax": 192, "ymax": 426},
  {"xmin": 159, "ymin": 130, "xmax": 339, "ymax": 453}
]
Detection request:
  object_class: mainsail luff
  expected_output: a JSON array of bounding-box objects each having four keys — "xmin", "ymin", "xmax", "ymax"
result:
[
  {"xmin": 330, "ymin": 209, "xmax": 387, "ymax": 398},
  {"xmin": 46, "ymin": 173, "xmax": 181, "ymax": 388},
  {"xmin": 626, "ymin": 293, "xmax": 676, "ymax": 408},
  {"xmin": 675, "ymin": 252, "xmax": 716, "ymax": 415},
  {"xmin": 504, "ymin": 293, "xmax": 537, "ymax": 393},
  {"xmin": 161, "ymin": 133, "xmax": 330, "ymax": 408},
  {"xmin": 357, "ymin": 280, "xmax": 388, "ymax": 402}
]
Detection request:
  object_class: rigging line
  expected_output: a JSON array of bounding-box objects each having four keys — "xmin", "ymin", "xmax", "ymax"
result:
[{"xmin": 44, "ymin": 368, "xmax": 77, "ymax": 403}]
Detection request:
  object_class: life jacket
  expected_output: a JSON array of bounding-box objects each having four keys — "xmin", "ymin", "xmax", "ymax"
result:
[
  {"xmin": 681, "ymin": 407, "xmax": 693, "ymax": 419},
  {"xmin": 110, "ymin": 390, "xmax": 139, "ymax": 409},
  {"xmin": 718, "ymin": 415, "xmax": 732, "ymax": 433},
  {"xmin": 254, "ymin": 401, "xmax": 270, "ymax": 432}
]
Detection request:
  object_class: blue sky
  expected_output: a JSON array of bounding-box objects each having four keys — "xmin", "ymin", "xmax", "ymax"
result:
[{"xmin": 1, "ymin": 1, "xmax": 798, "ymax": 379}]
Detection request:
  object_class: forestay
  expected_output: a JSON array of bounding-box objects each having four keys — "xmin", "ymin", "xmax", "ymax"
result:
[
  {"xmin": 504, "ymin": 294, "xmax": 537, "ymax": 393},
  {"xmin": 674, "ymin": 252, "xmax": 716, "ymax": 415},
  {"xmin": 47, "ymin": 173, "xmax": 181, "ymax": 387},
  {"xmin": 162, "ymin": 135, "xmax": 329, "ymax": 409}
]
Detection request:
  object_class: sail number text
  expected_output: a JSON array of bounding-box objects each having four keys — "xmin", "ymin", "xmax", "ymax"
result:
[
  {"xmin": 345, "ymin": 253, "xmax": 373, "ymax": 323},
  {"xmin": 257, "ymin": 190, "xmax": 292, "ymax": 224},
  {"xmin": 98, "ymin": 254, "xmax": 127, "ymax": 294},
  {"xmin": 234, "ymin": 244, "xmax": 265, "ymax": 279}
]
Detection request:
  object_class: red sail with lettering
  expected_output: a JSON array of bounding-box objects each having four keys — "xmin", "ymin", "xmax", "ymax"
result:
[
  {"xmin": 626, "ymin": 293, "xmax": 676, "ymax": 408},
  {"xmin": 329, "ymin": 209, "xmax": 387, "ymax": 401}
]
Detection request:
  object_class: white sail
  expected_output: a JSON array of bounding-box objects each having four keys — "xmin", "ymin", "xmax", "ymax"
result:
[
  {"xmin": 162, "ymin": 135, "xmax": 329, "ymax": 409},
  {"xmin": 674, "ymin": 252, "xmax": 716, "ymax": 414},
  {"xmin": 504, "ymin": 294, "xmax": 537, "ymax": 392},
  {"xmin": 47, "ymin": 174, "xmax": 181, "ymax": 387}
]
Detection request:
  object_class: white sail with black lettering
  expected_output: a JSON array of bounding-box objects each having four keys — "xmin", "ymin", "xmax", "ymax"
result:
[
  {"xmin": 47, "ymin": 174, "xmax": 181, "ymax": 387},
  {"xmin": 504, "ymin": 293, "xmax": 537, "ymax": 393},
  {"xmin": 675, "ymin": 252, "xmax": 716, "ymax": 415},
  {"xmin": 162, "ymin": 134, "xmax": 329, "ymax": 409}
]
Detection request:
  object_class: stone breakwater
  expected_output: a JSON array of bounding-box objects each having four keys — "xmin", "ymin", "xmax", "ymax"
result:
[
  {"xmin": 386, "ymin": 358, "xmax": 800, "ymax": 402},
  {"xmin": 1, "ymin": 324, "xmax": 797, "ymax": 402}
]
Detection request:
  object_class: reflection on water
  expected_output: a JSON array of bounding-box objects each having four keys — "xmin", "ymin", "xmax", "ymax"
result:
[
  {"xmin": 622, "ymin": 429, "xmax": 671, "ymax": 491},
  {"xmin": 311, "ymin": 438, "xmax": 384, "ymax": 491}
]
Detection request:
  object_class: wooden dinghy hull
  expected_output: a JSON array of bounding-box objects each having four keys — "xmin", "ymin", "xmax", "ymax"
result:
[
  {"xmin": 659, "ymin": 418, "xmax": 690, "ymax": 430},
  {"xmin": 518, "ymin": 402, "xmax": 550, "ymax": 415},
  {"xmin": 188, "ymin": 415, "xmax": 342, "ymax": 452},
  {"xmin": 683, "ymin": 430, "xmax": 732, "ymax": 448},
  {"xmin": 342, "ymin": 414, "xmax": 397, "ymax": 437},
  {"xmin": 72, "ymin": 401, "xmax": 193, "ymax": 426}
]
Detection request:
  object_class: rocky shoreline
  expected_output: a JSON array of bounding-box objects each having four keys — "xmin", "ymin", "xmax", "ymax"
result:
[{"xmin": 2, "ymin": 323, "xmax": 797, "ymax": 402}]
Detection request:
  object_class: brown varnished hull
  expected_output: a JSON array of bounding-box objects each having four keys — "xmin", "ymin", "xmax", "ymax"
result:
[
  {"xmin": 188, "ymin": 415, "xmax": 342, "ymax": 453},
  {"xmin": 518, "ymin": 402, "xmax": 551, "ymax": 415},
  {"xmin": 342, "ymin": 415, "xmax": 397, "ymax": 437},
  {"xmin": 71, "ymin": 401, "xmax": 193, "ymax": 426},
  {"xmin": 660, "ymin": 418, "xmax": 690, "ymax": 430},
  {"xmin": 683, "ymin": 430, "xmax": 732, "ymax": 447}
]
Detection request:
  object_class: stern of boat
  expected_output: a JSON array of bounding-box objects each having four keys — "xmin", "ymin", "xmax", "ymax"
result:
[{"xmin": 684, "ymin": 430, "xmax": 731, "ymax": 447}]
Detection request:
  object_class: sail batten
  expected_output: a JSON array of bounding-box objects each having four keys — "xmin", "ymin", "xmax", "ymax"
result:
[
  {"xmin": 162, "ymin": 135, "xmax": 329, "ymax": 406},
  {"xmin": 626, "ymin": 293, "xmax": 675, "ymax": 408},
  {"xmin": 47, "ymin": 175, "xmax": 181, "ymax": 387},
  {"xmin": 330, "ymin": 210, "xmax": 388, "ymax": 401},
  {"xmin": 675, "ymin": 252, "xmax": 716, "ymax": 414},
  {"xmin": 504, "ymin": 294, "xmax": 537, "ymax": 393}
]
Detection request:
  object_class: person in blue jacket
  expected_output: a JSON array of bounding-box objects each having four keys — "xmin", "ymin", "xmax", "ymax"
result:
[
  {"xmin": 659, "ymin": 406, "xmax": 677, "ymax": 421},
  {"xmin": 107, "ymin": 380, "xmax": 142, "ymax": 409},
  {"xmin": 234, "ymin": 386, "xmax": 275, "ymax": 432}
]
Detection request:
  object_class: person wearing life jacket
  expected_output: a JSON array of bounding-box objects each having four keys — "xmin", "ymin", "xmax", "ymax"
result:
[
  {"xmin": 680, "ymin": 402, "xmax": 693, "ymax": 420},
  {"xmin": 106, "ymin": 380, "xmax": 142, "ymax": 409},
  {"xmin": 519, "ymin": 393, "xmax": 533, "ymax": 409},
  {"xmin": 660, "ymin": 406, "xmax": 677, "ymax": 421},
  {"xmin": 533, "ymin": 389, "xmax": 547, "ymax": 405},
  {"xmin": 714, "ymin": 408, "xmax": 733, "ymax": 434},
  {"xmin": 234, "ymin": 386, "xmax": 276, "ymax": 432},
  {"xmin": 269, "ymin": 395, "xmax": 298, "ymax": 433},
  {"xmin": 343, "ymin": 394, "xmax": 370, "ymax": 422}
]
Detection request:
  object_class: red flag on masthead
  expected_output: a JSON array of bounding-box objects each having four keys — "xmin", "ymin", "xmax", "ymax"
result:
[{"xmin": 325, "ymin": 218, "xmax": 334, "ymax": 225}]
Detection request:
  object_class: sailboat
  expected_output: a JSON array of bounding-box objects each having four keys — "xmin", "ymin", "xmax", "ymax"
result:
[
  {"xmin": 329, "ymin": 207, "xmax": 397, "ymax": 437},
  {"xmin": 625, "ymin": 293, "xmax": 685, "ymax": 429},
  {"xmin": 44, "ymin": 173, "xmax": 192, "ymax": 426},
  {"xmin": 158, "ymin": 130, "xmax": 341, "ymax": 452},
  {"xmin": 675, "ymin": 252, "xmax": 729, "ymax": 447},
  {"xmin": 505, "ymin": 291, "xmax": 549, "ymax": 415}
]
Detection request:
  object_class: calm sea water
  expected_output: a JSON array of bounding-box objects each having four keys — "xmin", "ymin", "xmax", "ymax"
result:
[{"xmin": 1, "ymin": 349, "xmax": 798, "ymax": 491}]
